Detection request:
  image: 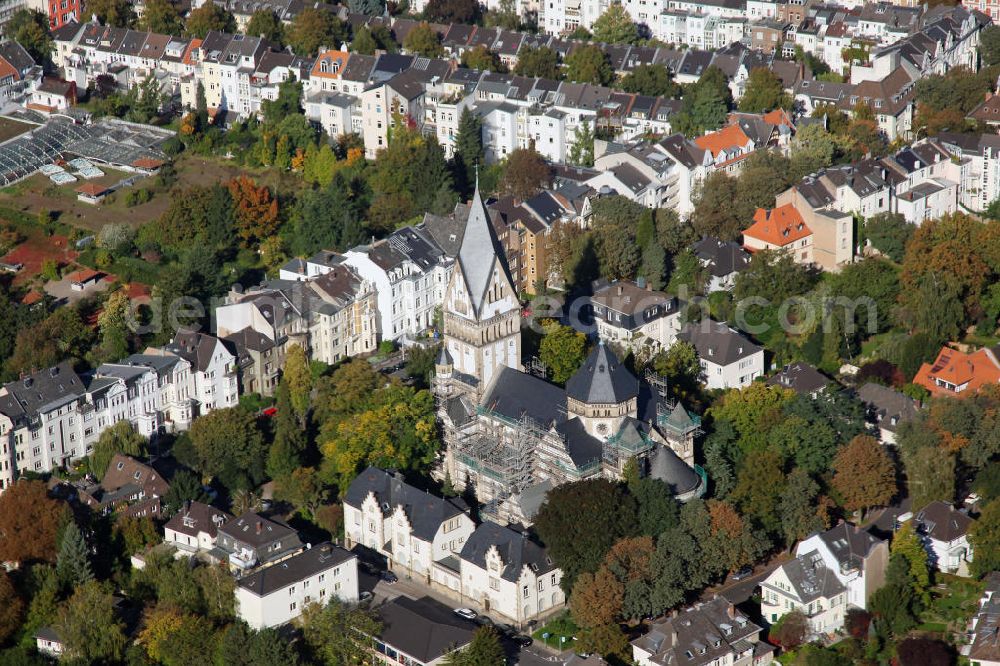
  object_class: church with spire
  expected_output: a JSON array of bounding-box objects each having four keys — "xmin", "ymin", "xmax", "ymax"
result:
[{"xmin": 434, "ymin": 180, "xmax": 703, "ymax": 525}]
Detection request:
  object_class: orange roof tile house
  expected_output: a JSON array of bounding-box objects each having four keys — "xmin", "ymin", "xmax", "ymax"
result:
[
  {"xmin": 694, "ymin": 124, "xmax": 756, "ymax": 174},
  {"xmin": 913, "ymin": 345, "xmax": 1000, "ymax": 397},
  {"xmin": 743, "ymin": 204, "xmax": 814, "ymax": 264}
]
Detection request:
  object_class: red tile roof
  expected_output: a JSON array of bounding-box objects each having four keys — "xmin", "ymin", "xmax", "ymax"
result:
[
  {"xmin": 913, "ymin": 346, "xmax": 1000, "ymax": 397},
  {"xmin": 743, "ymin": 204, "xmax": 811, "ymax": 247},
  {"xmin": 694, "ymin": 123, "xmax": 752, "ymax": 158}
]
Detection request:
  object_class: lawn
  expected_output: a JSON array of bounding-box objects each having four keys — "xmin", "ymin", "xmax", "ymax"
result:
[
  {"xmin": 532, "ymin": 612, "xmax": 579, "ymax": 652},
  {"xmin": 0, "ymin": 117, "xmax": 33, "ymax": 144},
  {"xmin": 917, "ymin": 574, "xmax": 985, "ymax": 635}
]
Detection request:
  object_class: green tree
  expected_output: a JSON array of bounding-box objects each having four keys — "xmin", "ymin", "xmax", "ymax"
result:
[
  {"xmin": 568, "ymin": 119, "xmax": 595, "ymax": 167},
  {"xmin": 514, "ymin": 46, "xmax": 561, "ymax": 79},
  {"xmin": 969, "ymin": 498, "xmax": 1000, "ymax": 576},
  {"xmin": 348, "ymin": 0, "xmax": 385, "ymax": 15},
  {"xmin": 789, "ymin": 123, "xmax": 835, "ymax": 181},
  {"xmin": 672, "ymin": 66, "xmax": 731, "ymax": 137},
  {"xmin": 245, "ymin": 9, "xmax": 284, "ymax": 44},
  {"xmin": 163, "ymin": 469, "xmax": 208, "ymax": 514},
  {"xmin": 185, "ymin": 3, "xmax": 236, "ymax": 38},
  {"xmin": 301, "ymin": 601, "xmax": 381, "ymax": 666},
  {"xmin": 84, "ymin": 0, "xmax": 133, "ymax": 26},
  {"xmin": 865, "ymin": 212, "xmax": 914, "ymax": 263},
  {"xmin": 453, "ymin": 107, "xmax": 484, "ymax": 197},
  {"xmin": 3, "ymin": 9, "xmax": 53, "ymax": 64},
  {"xmin": 591, "ymin": 2, "xmax": 638, "ymax": 44},
  {"xmin": 215, "ymin": 623, "xmax": 301, "ymax": 666},
  {"xmin": 738, "ymin": 68, "xmax": 791, "ymax": 112},
  {"xmin": 778, "ymin": 468, "xmax": 828, "ymax": 546},
  {"xmin": 139, "ymin": 0, "xmax": 183, "ymax": 34},
  {"xmin": 267, "ymin": 382, "xmax": 307, "ymax": 480},
  {"xmin": 352, "ymin": 25, "xmax": 379, "ymax": 55},
  {"xmin": 56, "ymin": 581, "xmax": 127, "ymax": 663},
  {"xmin": 565, "ymin": 45, "xmax": 613, "ymax": 85},
  {"xmin": 285, "ymin": 7, "xmax": 348, "ymax": 56},
  {"xmin": 890, "ymin": 522, "xmax": 931, "ymax": 604},
  {"xmin": 903, "ymin": 445, "xmax": 956, "ymax": 514},
  {"xmin": 283, "ymin": 344, "xmax": 312, "ymax": 422},
  {"xmin": 651, "ymin": 341, "xmax": 701, "ymax": 403},
  {"xmin": 443, "ymin": 626, "xmax": 506, "ymax": 665},
  {"xmin": 370, "ymin": 124, "xmax": 454, "ymax": 224},
  {"xmin": 403, "ymin": 22, "xmax": 444, "ymax": 58},
  {"xmin": 979, "ymin": 25, "xmax": 1000, "ymax": 66},
  {"xmin": 534, "ymin": 479, "xmax": 638, "ymax": 591},
  {"xmin": 731, "ymin": 448, "xmax": 786, "ymax": 536},
  {"xmin": 460, "ymin": 45, "xmax": 503, "ymax": 72},
  {"xmin": 189, "ymin": 407, "xmax": 268, "ymax": 491},
  {"xmin": 629, "ymin": 477, "xmax": 679, "ymax": 538},
  {"xmin": 56, "ymin": 521, "xmax": 94, "ymax": 589},
  {"xmin": 620, "ymin": 64, "xmax": 679, "ymax": 97},
  {"xmin": 291, "ymin": 171, "xmax": 368, "ymax": 255},
  {"xmin": 539, "ymin": 320, "xmax": 588, "ymax": 385},
  {"xmin": 733, "ymin": 248, "xmax": 815, "ymax": 303},
  {"xmin": 90, "ymin": 420, "xmax": 146, "ymax": 480},
  {"xmin": 589, "ymin": 195, "xmax": 646, "ymax": 279}
]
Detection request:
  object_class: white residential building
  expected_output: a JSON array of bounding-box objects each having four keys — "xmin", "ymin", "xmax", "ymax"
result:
[
  {"xmin": 909, "ymin": 501, "xmax": 975, "ymax": 577},
  {"xmin": 163, "ymin": 501, "xmax": 233, "ymax": 554},
  {"xmin": 344, "ymin": 466, "xmax": 476, "ymax": 579},
  {"xmin": 761, "ymin": 551, "xmax": 848, "ymax": 636},
  {"xmin": 678, "ymin": 321, "xmax": 765, "ymax": 390},
  {"xmin": 591, "ymin": 280, "xmax": 683, "ymax": 354},
  {"xmin": 235, "ymin": 543, "xmax": 359, "ymax": 629},
  {"xmin": 794, "ymin": 523, "xmax": 889, "ymax": 610}
]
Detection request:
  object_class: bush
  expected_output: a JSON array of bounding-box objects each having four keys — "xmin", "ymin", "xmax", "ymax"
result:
[
  {"xmin": 161, "ymin": 137, "xmax": 184, "ymax": 156},
  {"xmin": 124, "ymin": 188, "xmax": 153, "ymax": 208}
]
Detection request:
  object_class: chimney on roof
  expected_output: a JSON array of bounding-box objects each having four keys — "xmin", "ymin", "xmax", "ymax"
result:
[
  {"xmin": 727, "ymin": 603, "xmax": 736, "ymax": 619},
  {"xmin": 256, "ymin": 520, "xmax": 262, "ymax": 535}
]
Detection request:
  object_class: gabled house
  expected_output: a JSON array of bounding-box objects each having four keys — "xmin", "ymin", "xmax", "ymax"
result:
[
  {"xmin": 370, "ymin": 596, "xmax": 478, "ymax": 666},
  {"xmin": 156, "ymin": 329, "xmax": 239, "ymax": 415},
  {"xmin": 761, "ymin": 550, "xmax": 848, "ymax": 635},
  {"xmin": 913, "ymin": 345, "xmax": 1000, "ymax": 398},
  {"xmin": 692, "ymin": 236, "xmax": 750, "ymax": 292},
  {"xmin": 343, "ymin": 466, "xmax": 476, "ymax": 580},
  {"xmin": 235, "ymin": 542, "xmax": 359, "ymax": 629},
  {"xmin": 454, "ymin": 521, "xmax": 564, "ymax": 625},
  {"xmin": 766, "ymin": 362, "xmax": 831, "ymax": 397},
  {"xmin": 164, "ymin": 500, "xmax": 232, "ymax": 555},
  {"xmin": 591, "ymin": 280, "xmax": 682, "ymax": 353},
  {"xmin": 963, "ymin": 572, "xmax": 1000, "ymax": 666},
  {"xmin": 856, "ymin": 382, "xmax": 920, "ymax": 445},
  {"xmin": 908, "ymin": 501, "xmax": 975, "ymax": 576},
  {"xmin": 632, "ymin": 596, "xmax": 774, "ymax": 666},
  {"xmin": 78, "ymin": 453, "xmax": 171, "ymax": 518},
  {"xmin": 743, "ymin": 204, "xmax": 814, "ymax": 265},
  {"xmin": 217, "ymin": 511, "xmax": 304, "ymax": 570},
  {"xmin": 794, "ymin": 522, "xmax": 889, "ymax": 609},
  {"xmin": 678, "ymin": 321, "xmax": 764, "ymax": 390}
]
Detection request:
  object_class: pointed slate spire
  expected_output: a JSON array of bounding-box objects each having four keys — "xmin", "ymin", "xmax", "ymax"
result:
[
  {"xmin": 565, "ymin": 341, "xmax": 639, "ymax": 405},
  {"xmin": 456, "ymin": 176, "xmax": 514, "ymax": 317}
]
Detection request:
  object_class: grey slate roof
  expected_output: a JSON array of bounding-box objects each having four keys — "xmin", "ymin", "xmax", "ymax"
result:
[
  {"xmin": 692, "ymin": 236, "xmax": 750, "ymax": 278},
  {"xmin": 554, "ymin": 418, "xmax": 604, "ymax": 468},
  {"xmin": 814, "ymin": 522, "xmax": 884, "ymax": 573},
  {"xmin": 237, "ymin": 542, "xmax": 354, "ymax": 597},
  {"xmin": 482, "ymin": 366, "xmax": 566, "ymax": 427},
  {"xmin": 678, "ymin": 321, "xmax": 762, "ymax": 366},
  {"xmin": 459, "ymin": 521, "xmax": 557, "ymax": 582},
  {"xmin": 0, "ymin": 361, "xmax": 84, "ymax": 422},
  {"xmin": 376, "ymin": 596, "xmax": 476, "ymax": 663},
  {"xmin": 343, "ymin": 466, "xmax": 468, "ymax": 541},
  {"xmin": 565, "ymin": 343, "xmax": 639, "ymax": 405},
  {"xmin": 856, "ymin": 382, "xmax": 919, "ymax": 433},
  {"xmin": 914, "ymin": 501, "xmax": 974, "ymax": 543},
  {"xmin": 455, "ymin": 179, "xmax": 516, "ymax": 317},
  {"xmin": 766, "ymin": 362, "xmax": 830, "ymax": 395},
  {"xmin": 632, "ymin": 596, "xmax": 763, "ymax": 666},
  {"xmin": 777, "ymin": 550, "xmax": 846, "ymax": 603},
  {"xmin": 219, "ymin": 511, "xmax": 299, "ymax": 548},
  {"xmin": 648, "ymin": 445, "xmax": 701, "ymax": 495},
  {"xmin": 164, "ymin": 501, "xmax": 232, "ymax": 540}
]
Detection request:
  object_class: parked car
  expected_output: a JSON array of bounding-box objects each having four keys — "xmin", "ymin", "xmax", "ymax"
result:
[
  {"xmin": 731, "ymin": 565, "xmax": 753, "ymax": 581},
  {"xmin": 475, "ymin": 615, "xmax": 494, "ymax": 627},
  {"xmin": 497, "ymin": 623, "xmax": 517, "ymax": 637},
  {"xmin": 454, "ymin": 608, "xmax": 478, "ymax": 621},
  {"xmin": 381, "ymin": 571, "xmax": 398, "ymax": 584},
  {"xmin": 359, "ymin": 591, "xmax": 373, "ymax": 603},
  {"xmin": 514, "ymin": 635, "xmax": 533, "ymax": 648}
]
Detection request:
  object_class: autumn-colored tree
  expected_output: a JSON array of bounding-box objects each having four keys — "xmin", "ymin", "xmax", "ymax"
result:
[
  {"xmin": 56, "ymin": 581, "xmax": 128, "ymax": 663},
  {"xmin": 138, "ymin": 606, "xmax": 186, "ymax": 662},
  {"xmin": 498, "ymin": 147, "xmax": 553, "ymax": 200},
  {"xmin": 570, "ymin": 567, "xmax": 623, "ymax": 628},
  {"xmin": 0, "ymin": 480, "xmax": 68, "ymax": 563},
  {"xmin": 769, "ymin": 610, "xmax": 808, "ymax": 649},
  {"xmin": 314, "ymin": 502, "xmax": 344, "ymax": 537},
  {"xmin": 709, "ymin": 382, "xmax": 795, "ymax": 454},
  {"xmin": 0, "ymin": 571, "xmax": 24, "ymax": 643},
  {"xmin": 969, "ymin": 499, "xmax": 1000, "ymax": 577},
  {"xmin": 226, "ymin": 176, "xmax": 279, "ymax": 247},
  {"xmin": 832, "ymin": 435, "xmax": 896, "ymax": 518},
  {"xmin": 890, "ymin": 522, "xmax": 931, "ymax": 605}
]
